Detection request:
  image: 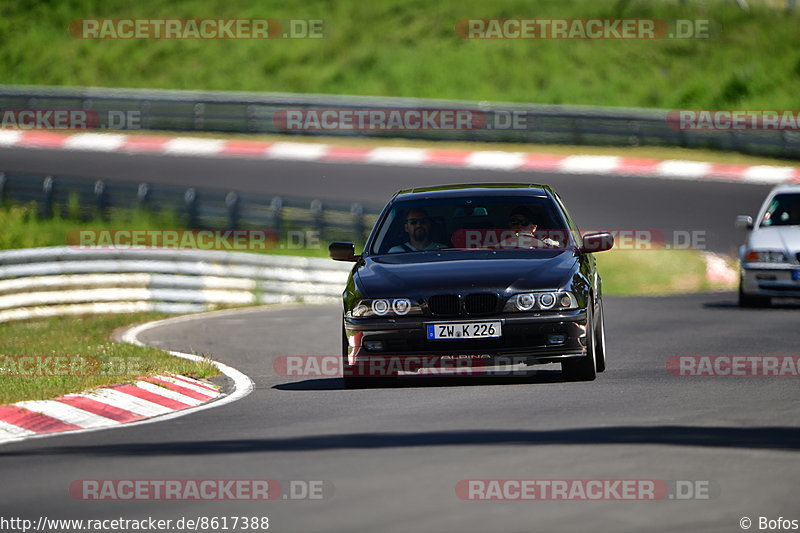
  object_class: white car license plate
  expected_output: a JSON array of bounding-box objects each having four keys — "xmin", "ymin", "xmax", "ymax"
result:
[{"xmin": 427, "ymin": 321, "xmax": 502, "ymax": 340}]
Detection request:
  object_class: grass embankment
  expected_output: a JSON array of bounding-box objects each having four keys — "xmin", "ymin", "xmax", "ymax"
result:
[
  {"xmin": 1, "ymin": 0, "xmax": 798, "ymax": 109},
  {"xmin": 596, "ymin": 248, "xmax": 731, "ymax": 296},
  {"xmin": 0, "ymin": 202, "xmax": 330, "ymax": 257},
  {"xmin": 0, "ymin": 313, "xmax": 218, "ymax": 405}
]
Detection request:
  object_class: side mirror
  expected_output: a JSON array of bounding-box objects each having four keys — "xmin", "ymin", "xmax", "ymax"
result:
[
  {"xmin": 735, "ymin": 215, "xmax": 754, "ymax": 230},
  {"xmin": 580, "ymin": 232, "xmax": 614, "ymax": 253},
  {"xmin": 329, "ymin": 242, "xmax": 359, "ymax": 262}
]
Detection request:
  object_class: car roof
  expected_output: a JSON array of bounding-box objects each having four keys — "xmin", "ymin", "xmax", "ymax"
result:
[
  {"xmin": 769, "ymin": 184, "xmax": 800, "ymax": 195},
  {"xmin": 392, "ymin": 183, "xmax": 552, "ymax": 201}
]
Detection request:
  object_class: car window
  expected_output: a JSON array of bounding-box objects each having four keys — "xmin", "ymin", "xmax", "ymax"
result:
[
  {"xmin": 370, "ymin": 196, "xmax": 570, "ymax": 254},
  {"xmin": 760, "ymin": 193, "xmax": 800, "ymax": 227}
]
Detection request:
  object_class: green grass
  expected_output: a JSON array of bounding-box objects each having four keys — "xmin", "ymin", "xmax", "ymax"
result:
[
  {"xmin": 0, "ymin": 0, "xmax": 798, "ymax": 110},
  {"xmin": 595, "ymin": 248, "xmax": 728, "ymax": 295},
  {"xmin": 0, "ymin": 313, "xmax": 218, "ymax": 405},
  {"xmin": 0, "ymin": 202, "xmax": 182, "ymax": 250},
  {"xmin": 0, "ymin": 202, "xmax": 336, "ymax": 255}
]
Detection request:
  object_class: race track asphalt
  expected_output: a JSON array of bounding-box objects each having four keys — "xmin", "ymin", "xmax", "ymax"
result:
[{"xmin": 0, "ymin": 294, "xmax": 797, "ymax": 533}]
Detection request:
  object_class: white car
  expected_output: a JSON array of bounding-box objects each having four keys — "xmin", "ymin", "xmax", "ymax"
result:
[{"xmin": 736, "ymin": 184, "xmax": 800, "ymax": 307}]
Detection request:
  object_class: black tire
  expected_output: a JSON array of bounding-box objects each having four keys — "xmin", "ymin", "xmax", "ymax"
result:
[
  {"xmin": 594, "ymin": 299, "xmax": 607, "ymax": 373},
  {"xmin": 738, "ymin": 282, "xmax": 770, "ymax": 308},
  {"xmin": 562, "ymin": 299, "xmax": 598, "ymax": 382}
]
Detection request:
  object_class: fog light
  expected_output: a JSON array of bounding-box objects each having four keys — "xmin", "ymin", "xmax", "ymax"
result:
[
  {"xmin": 548, "ymin": 334, "xmax": 566, "ymax": 345},
  {"xmin": 364, "ymin": 341, "xmax": 384, "ymax": 351}
]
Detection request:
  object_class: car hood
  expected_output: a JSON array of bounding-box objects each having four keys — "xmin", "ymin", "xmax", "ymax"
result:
[
  {"xmin": 355, "ymin": 250, "xmax": 579, "ymax": 297},
  {"xmin": 749, "ymin": 226, "xmax": 800, "ymax": 254}
]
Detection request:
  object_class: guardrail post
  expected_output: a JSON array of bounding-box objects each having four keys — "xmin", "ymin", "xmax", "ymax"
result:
[
  {"xmin": 185, "ymin": 188, "xmax": 198, "ymax": 228},
  {"xmin": 41, "ymin": 176, "xmax": 54, "ymax": 219},
  {"xmin": 350, "ymin": 203, "xmax": 365, "ymax": 242},
  {"xmin": 310, "ymin": 199, "xmax": 324, "ymax": 241},
  {"xmin": 94, "ymin": 180, "xmax": 108, "ymax": 220},
  {"xmin": 270, "ymin": 197, "xmax": 283, "ymax": 231},
  {"xmin": 226, "ymin": 191, "xmax": 240, "ymax": 229},
  {"xmin": 137, "ymin": 183, "xmax": 150, "ymax": 208},
  {"xmin": 193, "ymin": 103, "xmax": 205, "ymax": 131},
  {"xmin": 0, "ymin": 173, "xmax": 6, "ymax": 204}
]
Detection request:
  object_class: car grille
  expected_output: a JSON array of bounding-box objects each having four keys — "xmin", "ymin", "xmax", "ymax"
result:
[
  {"xmin": 464, "ymin": 293, "xmax": 498, "ymax": 315},
  {"xmin": 428, "ymin": 295, "xmax": 461, "ymax": 316},
  {"xmin": 427, "ymin": 293, "xmax": 499, "ymax": 316}
]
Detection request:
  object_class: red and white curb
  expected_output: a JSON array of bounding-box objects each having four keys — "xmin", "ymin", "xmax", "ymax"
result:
[
  {"xmin": 1, "ymin": 130, "xmax": 799, "ymax": 185},
  {"xmin": 0, "ymin": 311, "xmax": 254, "ymax": 446}
]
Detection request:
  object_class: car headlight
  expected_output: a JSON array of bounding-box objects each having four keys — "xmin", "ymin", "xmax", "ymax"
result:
[
  {"xmin": 351, "ymin": 298, "xmax": 423, "ymax": 318},
  {"xmin": 503, "ymin": 291, "xmax": 578, "ymax": 312},
  {"xmin": 744, "ymin": 250, "xmax": 789, "ymax": 263}
]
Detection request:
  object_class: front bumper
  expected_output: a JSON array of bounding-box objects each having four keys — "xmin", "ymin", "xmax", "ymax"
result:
[
  {"xmin": 344, "ymin": 309, "xmax": 588, "ymax": 370},
  {"xmin": 740, "ymin": 264, "xmax": 800, "ymax": 297}
]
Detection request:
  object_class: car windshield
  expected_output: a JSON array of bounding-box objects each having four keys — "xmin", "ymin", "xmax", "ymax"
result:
[
  {"xmin": 760, "ymin": 193, "xmax": 800, "ymax": 227},
  {"xmin": 369, "ymin": 195, "xmax": 572, "ymax": 254}
]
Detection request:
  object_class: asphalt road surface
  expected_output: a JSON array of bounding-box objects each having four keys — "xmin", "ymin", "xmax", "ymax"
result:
[
  {"xmin": 0, "ymin": 293, "xmax": 798, "ymax": 533},
  {"xmin": 0, "ymin": 145, "xmax": 774, "ymax": 253}
]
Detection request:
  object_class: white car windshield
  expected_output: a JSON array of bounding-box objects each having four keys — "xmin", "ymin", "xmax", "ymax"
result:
[{"xmin": 760, "ymin": 193, "xmax": 800, "ymax": 227}]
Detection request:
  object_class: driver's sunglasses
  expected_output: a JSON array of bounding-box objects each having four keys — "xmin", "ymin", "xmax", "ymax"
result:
[
  {"xmin": 509, "ymin": 217, "xmax": 531, "ymax": 226},
  {"xmin": 406, "ymin": 217, "xmax": 431, "ymax": 225}
]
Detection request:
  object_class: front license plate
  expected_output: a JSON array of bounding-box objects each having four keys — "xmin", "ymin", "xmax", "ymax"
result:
[
  {"xmin": 427, "ymin": 321, "xmax": 502, "ymax": 340},
  {"xmin": 793, "ymin": 269, "xmax": 800, "ymax": 281}
]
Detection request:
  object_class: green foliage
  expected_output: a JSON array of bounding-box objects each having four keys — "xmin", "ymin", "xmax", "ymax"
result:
[{"xmin": 0, "ymin": 0, "xmax": 796, "ymax": 108}]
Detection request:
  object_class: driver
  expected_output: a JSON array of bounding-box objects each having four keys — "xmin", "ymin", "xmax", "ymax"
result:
[{"xmin": 389, "ymin": 208, "xmax": 448, "ymax": 253}]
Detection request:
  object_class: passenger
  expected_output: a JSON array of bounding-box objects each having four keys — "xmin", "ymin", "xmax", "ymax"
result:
[{"xmin": 498, "ymin": 206, "xmax": 559, "ymax": 249}]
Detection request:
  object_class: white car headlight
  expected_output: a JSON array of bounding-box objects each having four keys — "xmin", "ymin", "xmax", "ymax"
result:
[
  {"xmin": 504, "ymin": 291, "xmax": 578, "ymax": 312},
  {"xmin": 352, "ymin": 298, "xmax": 422, "ymax": 318},
  {"xmin": 744, "ymin": 250, "xmax": 789, "ymax": 263}
]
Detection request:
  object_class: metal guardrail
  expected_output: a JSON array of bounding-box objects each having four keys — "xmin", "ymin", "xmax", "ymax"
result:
[
  {"xmin": 0, "ymin": 170, "xmax": 381, "ymax": 243},
  {"xmin": 0, "ymin": 246, "xmax": 351, "ymax": 323},
  {"xmin": 1, "ymin": 85, "xmax": 798, "ymax": 158}
]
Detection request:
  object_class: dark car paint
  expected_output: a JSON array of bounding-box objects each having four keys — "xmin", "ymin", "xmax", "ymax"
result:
[{"xmin": 338, "ymin": 183, "xmax": 604, "ymax": 371}]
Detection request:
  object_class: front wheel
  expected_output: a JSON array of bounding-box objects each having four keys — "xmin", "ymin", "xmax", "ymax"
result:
[
  {"xmin": 738, "ymin": 281, "xmax": 770, "ymax": 308},
  {"xmin": 562, "ymin": 299, "xmax": 598, "ymax": 382},
  {"xmin": 594, "ymin": 298, "xmax": 607, "ymax": 373}
]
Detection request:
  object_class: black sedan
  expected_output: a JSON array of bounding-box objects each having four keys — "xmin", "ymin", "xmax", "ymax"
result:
[{"xmin": 329, "ymin": 183, "xmax": 613, "ymax": 387}]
